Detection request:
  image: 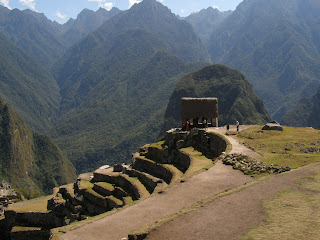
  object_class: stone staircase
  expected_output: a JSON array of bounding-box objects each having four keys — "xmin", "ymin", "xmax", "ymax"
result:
[{"xmin": 0, "ymin": 129, "xmax": 228, "ymax": 239}]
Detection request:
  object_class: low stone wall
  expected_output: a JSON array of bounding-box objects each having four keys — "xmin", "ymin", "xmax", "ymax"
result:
[
  {"xmin": 223, "ymin": 154, "xmax": 291, "ymax": 174},
  {"xmin": 93, "ymin": 174, "xmax": 140, "ymax": 201},
  {"xmin": 125, "ymin": 169, "xmax": 159, "ymax": 194},
  {"xmin": 132, "ymin": 157, "xmax": 173, "ymax": 184},
  {"xmin": 4, "ymin": 210, "xmax": 64, "ymax": 228},
  {"xmin": 10, "ymin": 229, "xmax": 51, "ymax": 240},
  {"xmin": 164, "ymin": 128, "xmax": 228, "ymax": 159}
]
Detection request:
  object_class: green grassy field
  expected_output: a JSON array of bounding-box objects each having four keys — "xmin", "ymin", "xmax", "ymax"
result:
[{"xmin": 236, "ymin": 126, "xmax": 320, "ymax": 168}]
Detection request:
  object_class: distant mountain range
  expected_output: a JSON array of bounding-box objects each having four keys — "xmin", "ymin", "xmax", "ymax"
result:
[
  {"xmin": 185, "ymin": 7, "xmax": 232, "ymax": 45},
  {"xmin": 209, "ymin": 0, "xmax": 320, "ymax": 120},
  {"xmin": 0, "ymin": 97, "xmax": 76, "ymax": 198}
]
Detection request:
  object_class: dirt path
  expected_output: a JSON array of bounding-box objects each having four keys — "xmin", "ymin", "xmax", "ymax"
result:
[
  {"xmin": 61, "ymin": 161, "xmax": 252, "ymax": 240},
  {"xmin": 209, "ymin": 126, "xmax": 261, "ymax": 158},
  {"xmin": 146, "ymin": 163, "xmax": 317, "ymax": 240}
]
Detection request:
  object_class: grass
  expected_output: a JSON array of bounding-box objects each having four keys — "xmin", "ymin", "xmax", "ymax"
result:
[
  {"xmin": 236, "ymin": 126, "xmax": 320, "ymax": 168},
  {"xmin": 78, "ymin": 180, "xmax": 94, "ymax": 191},
  {"xmin": 94, "ymin": 182, "xmax": 115, "ymax": 192},
  {"xmin": 7, "ymin": 195, "xmax": 53, "ymax": 212},
  {"xmin": 11, "ymin": 226, "xmax": 42, "ymax": 232},
  {"xmin": 240, "ymin": 163, "xmax": 320, "ymax": 240},
  {"xmin": 120, "ymin": 175, "xmax": 150, "ymax": 199},
  {"xmin": 109, "ymin": 195, "xmax": 123, "ymax": 206},
  {"xmin": 149, "ymin": 141, "xmax": 165, "ymax": 150},
  {"xmin": 180, "ymin": 147, "xmax": 215, "ymax": 179}
]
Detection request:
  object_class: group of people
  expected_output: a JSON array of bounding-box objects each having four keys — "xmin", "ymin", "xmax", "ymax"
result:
[
  {"xmin": 181, "ymin": 118, "xmax": 209, "ymax": 131},
  {"xmin": 182, "ymin": 120, "xmax": 191, "ymax": 131},
  {"xmin": 226, "ymin": 120, "xmax": 240, "ymax": 134}
]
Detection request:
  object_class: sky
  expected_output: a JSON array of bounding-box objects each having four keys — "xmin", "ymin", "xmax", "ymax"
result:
[{"xmin": 0, "ymin": 0, "xmax": 243, "ymax": 24}]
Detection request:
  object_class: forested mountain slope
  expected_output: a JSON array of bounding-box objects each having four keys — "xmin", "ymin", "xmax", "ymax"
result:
[
  {"xmin": 209, "ymin": 0, "xmax": 320, "ymax": 120},
  {"xmin": 60, "ymin": 7, "xmax": 122, "ymax": 47},
  {"xmin": 0, "ymin": 33, "xmax": 60, "ymax": 132},
  {"xmin": 0, "ymin": 98, "xmax": 76, "ymax": 198},
  {"xmin": 0, "ymin": 5, "xmax": 65, "ymax": 69},
  {"xmin": 281, "ymin": 87, "xmax": 320, "ymax": 128}
]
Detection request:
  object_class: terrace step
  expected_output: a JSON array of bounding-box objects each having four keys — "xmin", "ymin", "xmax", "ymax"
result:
[
  {"xmin": 124, "ymin": 168, "xmax": 166, "ymax": 194},
  {"xmin": 132, "ymin": 153, "xmax": 183, "ymax": 184},
  {"xmin": 92, "ymin": 171, "xmax": 149, "ymax": 200}
]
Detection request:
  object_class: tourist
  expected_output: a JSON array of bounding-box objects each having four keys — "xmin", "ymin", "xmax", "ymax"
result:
[
  {"xmin": 226, "ymin": 124, "xmax": 230, "ymax": 134},
  {"xmin": 186, "ymin": 120, "xmax": 190, "ymax": 131},
  {"xmin": 203, "ymin": 118, "xmax": 208, "ymax": 130},
  {"xmin": 236, "ymin": 121, "xmax": 240, "ymax": 132},
  {"xmin": 182, "ymin": 122, "xmax": 186, "ymax": 131}
]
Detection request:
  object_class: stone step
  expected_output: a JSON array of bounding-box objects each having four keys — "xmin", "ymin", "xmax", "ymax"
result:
[
  {"xmin": 124, "ymin": 168, "xmax": 164, "ymax": 194},
  {"xmin": 92, "ymin": 182, "xmax": 115, "ymax": 197},
  {"xmin": 132, "ymin": 154, "xmax": 176, "ymax": 184},
  {"xmin": 92, "ymin": 171, "xmax": 149, "ymax": 201}
]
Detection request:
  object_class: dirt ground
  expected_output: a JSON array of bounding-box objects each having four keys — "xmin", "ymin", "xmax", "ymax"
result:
[{"xmin": 146, "ymin": 163, "xmax": 316, "ymax": 240}]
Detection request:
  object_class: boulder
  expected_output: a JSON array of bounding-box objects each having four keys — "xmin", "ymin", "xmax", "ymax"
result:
[{"xmin": 262, "ymin": 123, "xmax": 283, "ymax": 131}]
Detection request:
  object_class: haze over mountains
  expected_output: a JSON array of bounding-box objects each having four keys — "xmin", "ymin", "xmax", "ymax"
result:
[
  {"xmin": 0, "ymin": 0, "xmax": 319, "ymax": 178},
  {"xmin": 208, "ymin": 0, "xmax": 320, "ymax": 120}
]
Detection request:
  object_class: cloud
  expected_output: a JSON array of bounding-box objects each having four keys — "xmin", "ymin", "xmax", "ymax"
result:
[
  {"xmin": 0, "ymin": 0, "xmax": 11, "ymax": 9},
  {"xmin": 56, "ymin": 11, "xmax": 67, "ymax": 19},
  {"xmin": 212, "ymin": 5, "xmax": 220, "ymax": 9},
  {"xmin": 129, "ymin": 0, "xmax": 141, "ymax": 8},
  {"xmin": 20, "ymin": 0, "xmax": 36, "ymax": 10},
  {"xmin": 88, "ymin": 0, "xmax": 114, "ymax": 10}
]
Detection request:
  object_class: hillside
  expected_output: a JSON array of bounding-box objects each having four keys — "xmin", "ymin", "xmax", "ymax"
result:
[
  {"xmin": 281, "ymin": 87, "xmax": 320, "ymax": 127},
  {"xmin": 0, "ymin": 5, "xmax": 65, "ymax": 69},
  {"xmin": 51, "ymin": 0, "xmax": 210, "ymax": 173},
  {"xmin": 161, "ymin": 65, "xmax": 270, "ymax": 133},
  {"xmin": 0, "ymin": 98, "xmax": 77, "ymax": 198},
  {"xmin": 60, "ymin": 7, "xmax": 121, "ymax": 47},
  {"xmin": 185, "ymin": 7, "xmax": 231, "ymax": 45},
  {"xmin": 209, "ymin": 0, "xmax": 320, "ymax": 120},
  {"xmin": 52, "ymin": 43, "xmax": 207, "ymax": 172},
  {"xmin": 0, "ymin": 33, "xmax": 60, "ymax": 132}
]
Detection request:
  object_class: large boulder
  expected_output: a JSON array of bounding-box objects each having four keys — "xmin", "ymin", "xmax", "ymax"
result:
[{"xmin": 262, "ymin": 122, "xmax": 283, "ymax": 131}]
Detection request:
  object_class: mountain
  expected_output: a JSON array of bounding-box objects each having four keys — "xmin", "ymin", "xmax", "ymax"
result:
[
  {"xmin": 208, "ymin": 0, "xmax": 320, "ymax": 120},
  {"xmin": 0, "ymin": 5, "xmax": 66, "ymax": 69},
  {"xmin": 52, "ymin": 27, "xmax": 207, "ymax": 172},
  {"xmin": 0, "ymin": 98, "xmax": 77, "ymax": 198},
  {"xmin": 161, "ymin": 64, "xmax": 270, "ymax": 133},
  {"xmin": 185, "ymin": 7, "xmax": 232, "ymax": 45},
  {"xmin": 61, "ymin": 7, "xmax": 122, "ymax": 47},
  {"xmin": 281, "ymin": 87, "xmax": 320, "ymax": 127},
  {"xmin": 0, "ymin": 33, "xmax": 60, "ymax": 132}
]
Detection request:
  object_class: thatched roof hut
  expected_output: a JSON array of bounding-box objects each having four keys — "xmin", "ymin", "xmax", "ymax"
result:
[{"xmin": 180, "ymin": 97, "xmax": 219, "ymax": 121}]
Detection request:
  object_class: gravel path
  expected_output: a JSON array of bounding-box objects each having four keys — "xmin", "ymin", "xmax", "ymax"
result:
[{"xmin": 209, "ymin": 126, "xmax": 261, "ymax": 158}]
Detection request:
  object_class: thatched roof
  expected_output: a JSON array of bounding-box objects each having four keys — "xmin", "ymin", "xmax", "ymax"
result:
[{"xmin": 181, "ymin": 97, "xmax": 219, "ymax": 120}]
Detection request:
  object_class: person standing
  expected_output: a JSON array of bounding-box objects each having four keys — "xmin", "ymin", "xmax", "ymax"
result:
[
  {"xmin": 203, "ymin": 118, "xmax": 208, "ymax": 130},
  {"xmin": 236, "ymin": 121, "xmax": 240, "ymax": 132},
  {"xmin": 186, "ymin": 120, "xmax": 190, "ymax": 131}
]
